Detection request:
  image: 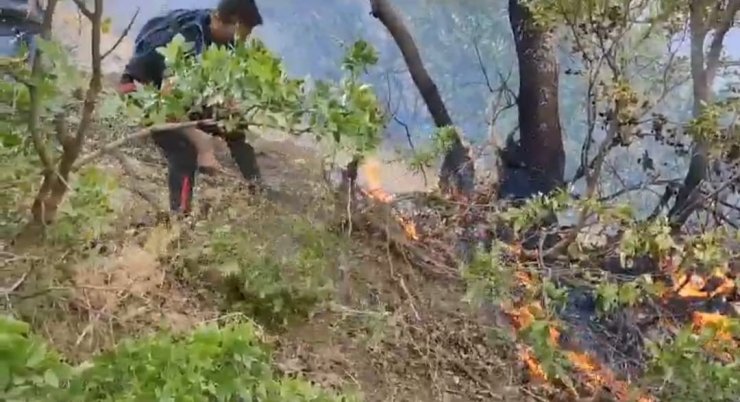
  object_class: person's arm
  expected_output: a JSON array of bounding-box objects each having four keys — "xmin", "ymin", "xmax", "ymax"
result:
[
  {"xmin": 119, "ymin": 20, "xmax": 205, "ymax": 95},
  {"xmin": 118, "ymin": 51, "xmax": 165, "ymax": 94}
]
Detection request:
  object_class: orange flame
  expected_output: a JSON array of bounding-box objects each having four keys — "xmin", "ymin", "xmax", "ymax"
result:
[
  {"xmin": 359, "ymin": 158, "xmax": 419, "ymax": 240},
  {"xmin": 362, "ymin": 158, "xmax": 394, "ymax": 203},
  {"xmin": 661, "ymin": 262, "xmax": 737, "ymax": 357},
  {"xmin": 692, "ymin": 312, "xmax": 733, "ymax": 339},
  {"xmin": 518, "ymin": 346, "xmax": 549, "ymax": 383},
  {"xmin": 691, "ymin": 311, "xmax": 738, "ymax": 362},
  {"xmin": 672, "ymin": 270, "xmax": 736, "ymax": 299},
  {"xmin": 661, "ymin": 257, "xmax": 736, "ymax": 300},
  {"xmin": 565, "ymin": 351, "xmax": 653, "ymax": 402},
  {"xmin": 503, "ymin": 302, "xmax": 653, "ymax": 401}
]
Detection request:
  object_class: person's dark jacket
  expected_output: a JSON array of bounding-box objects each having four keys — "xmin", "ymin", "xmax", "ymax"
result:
[{"xmin": 122, "ymin": 9, "xmax": 214, "ymax": 88}]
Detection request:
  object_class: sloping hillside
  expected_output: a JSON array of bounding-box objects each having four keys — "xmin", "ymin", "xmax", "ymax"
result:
[{"xmin": 1, "ymin": 11, "xmax": 532, "ymax": 400}]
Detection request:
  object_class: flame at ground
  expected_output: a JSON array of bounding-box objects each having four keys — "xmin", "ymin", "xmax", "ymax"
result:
[
  {"xmin": 691, "ymin": 311, "xmax": 738, "ymax": 362},
  {"xmin": 503, "ymin": 265, "xmax": 737, "ymax": 402},
  {"xmin": 660, "ymin": 262, "xmax": 738, "ymax": 360},
  {"xmin": 359, "ymin": 157, "xmax": 419, "ymax": 240},
  {"xmin": 672, "ymin": 270, "xmax": 736, "ymax": 299},
  {"xmin": 504, "ymin": 302, "xmax": 653, "ymax": 401},
  {"xmin": 660, "ymin": 257, "xmax": 736, "ymax": 299},
  {"xmin": 361, "ymin": 158, "xmax": 394, "ymax": 203}
]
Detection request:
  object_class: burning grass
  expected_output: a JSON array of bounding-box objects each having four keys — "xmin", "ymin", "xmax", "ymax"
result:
[
  {"xmin": 343, "ymin": 163, "xmax": 740, "ymax": 401},
  {"xmin": 359, "ymin": 158, "xmax": 420, "ymax": 240}
]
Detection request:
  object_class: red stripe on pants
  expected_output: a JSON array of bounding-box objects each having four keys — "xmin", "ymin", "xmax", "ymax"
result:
[{"xmin": 180, "ymin": 176, "xmax": 191, "ymax": 212}]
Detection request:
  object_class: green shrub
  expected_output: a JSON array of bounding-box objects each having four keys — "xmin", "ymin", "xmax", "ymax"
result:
[
  {"xmin": 645, "ymin": 324, "xmax": 740, "ymax": 402},
  {"xmin": 0, "ymin": 316, "xmax": 71, "ymax": 401},
  {"xmin": 0, "ymin": 315, "xmax": 357, "ymax": 401},
  {"xmin": 47, "ymin": 167, "xmax": 118, "ymax": 246},
  {"xmin": 194, "ymin": 217, "xmax": 339, "ymax": 329}
]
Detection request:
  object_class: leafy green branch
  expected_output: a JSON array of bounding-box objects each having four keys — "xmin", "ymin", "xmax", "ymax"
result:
[{"xmin": 102, "ymin": 36, "xmax": 385, "ymax": 162}]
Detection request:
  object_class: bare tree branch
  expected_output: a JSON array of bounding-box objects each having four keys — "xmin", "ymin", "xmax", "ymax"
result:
[
  {"xmin": 70, "ymin": 0, "xmax": 92, "ymax": 19},
  {"xmin": 58, "ymin": 0, "xmax": 103, "ymax": 174},
  {"xmin": 670, "ymin": 0, "xmax": 740, "ymax": 227},
  {"xmin": 599, "ymin": 178, "xmax": 677, "ymax": 203},
  {"xmin": 705, "ymin": 0, "xmax": 740, "ymax": 84},
  {"xmin": 102, "ymin": 7, "xmax": 140, "ymax": 60},
  {"xmin": 472, "ymin": 41, "xmax": 494, "ymax": 94},
  {"xmin": 31, "ymin": 0, "xmax": 104, "ymax": 223}
]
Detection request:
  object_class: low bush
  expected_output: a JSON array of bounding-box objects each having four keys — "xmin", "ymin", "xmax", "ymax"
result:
[{"xmin": 1, "ymin": 315, "xmax": 358, "ymax": 401}]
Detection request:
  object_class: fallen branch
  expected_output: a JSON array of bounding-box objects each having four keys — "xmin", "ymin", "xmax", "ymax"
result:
[
  {"xmin": 0, "ymin": 272, "xmax": 28, "ymax": 296},
  {"xmin": 73, "ymin": 119, "xmax": 214, "ymax": 169},
  {"xmin": 338, "ymin": 186, "xmax": 460, "ymax": 280}
]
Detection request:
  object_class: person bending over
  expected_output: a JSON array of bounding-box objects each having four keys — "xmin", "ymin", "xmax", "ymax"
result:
[{"xmin": 118, "ymin": 0, "xmax": 263, "ymax": 214}]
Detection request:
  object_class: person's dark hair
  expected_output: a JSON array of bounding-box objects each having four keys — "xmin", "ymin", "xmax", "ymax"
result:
[{"xmin": 217, "ymin": 0, "xmax": 262, "ymax": 27}]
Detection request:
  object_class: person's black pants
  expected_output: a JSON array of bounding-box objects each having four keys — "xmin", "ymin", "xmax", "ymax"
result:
[{"xmin": 152, "ymin": 129, "xmax": 261, "ymax": 214}]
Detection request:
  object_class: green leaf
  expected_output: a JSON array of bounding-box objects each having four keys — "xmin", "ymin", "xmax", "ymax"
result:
[
  {"xmin": 43, "ymin": 369, "xmax": 59, "ymax": 388},
  {"xmin": 101, "ymin": 17, "xmax": 112, "ymax": 34},
  {"xmin": 25, "ymin": 344, "xmax": 46, "ymax": 368}
]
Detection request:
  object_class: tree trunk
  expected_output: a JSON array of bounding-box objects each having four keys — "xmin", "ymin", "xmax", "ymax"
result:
[
  {"xmin": 30, "ymin": 0, "xmax": 103, "ymax": 224},
  {"xmin": 31, "ymin": 173, "xmax": 69, "ymax": 224},
  {"xmin": 501, "ymin": 0, "xmax": 564, "ymax": 199},
  {"xmin": 368, "ymin": 0, "xmax": 474, "ymax": 198},
  {"xmin": 669, "ymin": 0, "xmax": 740, "ymax": 227}
]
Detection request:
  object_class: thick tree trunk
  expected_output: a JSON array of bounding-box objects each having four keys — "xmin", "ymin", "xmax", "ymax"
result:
[
  {"xmin": 368, "ymin": 0, "xmax": 474, "ymax": 198},
  {"xmin": 501, "ymin": 0, "xmax": 564, "ymax": 199}
]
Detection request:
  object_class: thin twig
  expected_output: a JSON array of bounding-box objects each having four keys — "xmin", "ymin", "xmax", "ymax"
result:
[
  {"xmin": 71, "ymin": 0, "xmax": 93, "ymax": 19},
  {"xmin": 0, "ymin": 272, "xmax": 28, "ymax": 296},
  {"xmin": 101, "ymin": 7, "xmax": 140, "ymax": 60}
]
